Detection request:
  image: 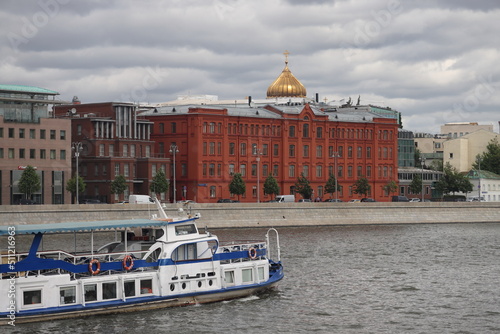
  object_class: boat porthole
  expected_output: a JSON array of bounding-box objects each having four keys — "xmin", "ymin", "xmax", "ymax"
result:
[
  {"xmin": 198, "ymin": 281, "xmax": 202, "ymax": 288},
  {"xmin": 209, "ymin": 280, "xmax": 213, "ymax": 286},
  {"xmin": 182, "ymin": 282, "xmax": 186, "ymax": 290},
  {"xmin": 170, "ymin": 284, "xmax": 175, "ymax": 291}
]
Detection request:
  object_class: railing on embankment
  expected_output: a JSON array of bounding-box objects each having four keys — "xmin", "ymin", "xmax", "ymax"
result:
[{"xmin": 1, "ymin": 202, "xmax": 500, "ymax": 228}]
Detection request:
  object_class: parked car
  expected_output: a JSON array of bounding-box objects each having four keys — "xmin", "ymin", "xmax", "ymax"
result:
[
  {"xmin": 360, "ymin": 198, "xmax": 376, "ymax": 202},
  {"xmin": 177, "ymin": 200, "xmax": 196, "ymax": 204},
  {"xmin": 324, "ymin": 199, "xmax": 343, "ymax": 202},
  {"xmin": 348, "ymin": 199, "xmax": 361, "ymax": 203},
  {"xmin": 409, "ymin": 198, "xmax": 420, "ymax": 202},
  {"xmin": 217, "ymin": 199, "xmax": 239, "ymax": 203},
  {"xmin": 17, "ymin": 198, "xmax": 36, "ymax": 205},
  {"xmin": 80, "ymin": 199, "xmax": 103, "ymax": 204},
  {"xmin": 391, "ymin": 196, "xmax": 409, "ymax": 202},
  {"xmin": 298, "ymin": 199, "xmax": 312, "ymax": 203}
]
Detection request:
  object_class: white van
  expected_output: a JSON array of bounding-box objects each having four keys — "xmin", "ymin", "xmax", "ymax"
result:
[
  {"xmin": 128, "ymin": 195, "xmax": 154, "ymax": 204},
  {"xmin": 275, "ymin": 195, "xmax": 295, "ymax": 203}
]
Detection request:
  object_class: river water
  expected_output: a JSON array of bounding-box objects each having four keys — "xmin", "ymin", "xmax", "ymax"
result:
[{"xmin": 6, "ymin": 223, "xmax": 500, "ymax": 333}]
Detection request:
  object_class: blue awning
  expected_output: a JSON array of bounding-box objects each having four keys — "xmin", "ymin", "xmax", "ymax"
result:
[{"xmin": 0, "ymin": 218, "xmax": 195, "ymax": 236}]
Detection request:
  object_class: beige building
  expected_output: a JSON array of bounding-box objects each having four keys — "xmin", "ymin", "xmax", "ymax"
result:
[
  {"xmin": 441, "ymin": 122, "xmax": 494, "ymax": 138},
  {"xmin": 443, "ymin": 129, "xmax": 500, "ymax": 172}
]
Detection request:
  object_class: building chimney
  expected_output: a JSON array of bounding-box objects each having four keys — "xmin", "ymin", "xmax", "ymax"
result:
[
  {"xmin": 248, "ymin": 96, "xmax": 252, "ymax": 106},
  {"xmin": 315, "ymin": 93, "xmax": 319, "ymax": 103}
]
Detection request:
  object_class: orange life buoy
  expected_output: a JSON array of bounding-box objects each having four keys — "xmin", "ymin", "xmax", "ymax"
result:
[
  {"xmin": 248, "ymin": 247, "xmax": 257, "ymax": 259},
  {"xmin": 122, "ymin": 255, "xmax": 134, "ymax": 271},
  {"xmin": 88, "ymin": 258, "xmax": 100, "ymax": 275}
]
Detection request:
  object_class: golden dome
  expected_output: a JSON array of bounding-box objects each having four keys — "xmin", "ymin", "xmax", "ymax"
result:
[{"xmin": 267, "ymin": 51, "xmax": 307, "ymax": 99}]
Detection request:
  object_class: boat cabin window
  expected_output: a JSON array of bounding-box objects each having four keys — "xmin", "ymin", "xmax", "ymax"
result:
[
  {"xmin": 172, "ymin": 243, "xmax": 197, "ymax": 261},
  {"xmin": 103, "ymin": 282, "xmax": 117, "ymax": 300},
  {"xmin": 60, "ymin": 286, "xmax": 76, "ymax": 304},
  {"xmin": 140, "ymin": 279, "xmax": 153, "ymax": 294},
  {"xmin": 175, "ymin": 224, "xmax": 197, "ymax": 235},
  {"xmin": 84, "ymin": 284, "xmax": 97, "ymax": 302},
  {"xmin": 23, "ymin": 290, "xmax": 42, "ymax": 305},
  {"xmin": 224, "ymin": 271, "xmax": 235, "ymax": 286},
  {"xmin": 124, "ymin": 281, "xmax": 135, "ymax": 297},
  {"xmin": 242, "ymin": 268, "xmax": 253, "ymax": 283},
  {"xmin": 258, "ymin": 267, "xmax": 265, "ymax": 281},
  {"xmin": 145, "ymin": 247, "xmax": 162, "ymax": 263}
]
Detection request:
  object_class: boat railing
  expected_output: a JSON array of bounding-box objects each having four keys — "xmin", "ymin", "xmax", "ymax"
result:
[{"xmin": 218, "ymin": 241, "xmax": 267, "ymax": 263}]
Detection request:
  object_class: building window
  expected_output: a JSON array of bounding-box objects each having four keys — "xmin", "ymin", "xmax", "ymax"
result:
[
  {"xmin": 367, "ymin": 166, "xmax": 372, "ymax": 177},
  {"xmin": 316, "ymin": 145, "xmax": 322, "ymax": 158},
  {"xmin": 289, "ymin": 145, "xmax": 295, "ymax": 157},
  {"xmin": 252, "ymin": 164, "xmax": 257, "ymax": 176},
  {"xmin": 217, "ymin": 142, "xmax": 222, "ymax": 155},
  {"xmin": 99, "ymin": 144, "xmax": 104, "ymax": 156},
  {"xmin": 316, "ymin": 127, "xmax": 323, "ymax": 139},
  {"xmin": 289, "ymin": 165, "xmax": 295, "ymax": 178},
  {"xmin": 273, "ymin": 144, "xmax": 279, "ymax": 157},
  {"xmin": 115, "ymin": 163, "xmax": 120, "ymax": 176},
  {"xmin": 0, "ymin": 128, "xmax": 3, "ymax": 137},
  {"xmin": 229, "ymin": 164, "xmax": 235, "ymax": 175},
  {"xmin": 8, "ymin": 148, "xmax": 14, "ymax": 158},
  {"xmin": 109, "ymin": 144, "xmax": 114, "ymax": 157},
  {"xmin": 209, "ymin": 164, "xmax": 215, "ymax": 176},
  {"xmin": 40, "ymin": 149, "xmax": 46, "ymax": 159},
  {"xmin": 357, "ymin": 165, "xmax": 362, "ymax": 177},
  {"xmin": 348, "ymin": 166, "xmax": 352, "ymax": 177},
  {"xmin": 60, "ymin": 130, "xmax": 66, "ymax": 140},
  {"xmin": 203, "ymin": 142, "xmax": 207, "ymax": 155},
  {"xmin": 289, "ymin": 126, "xmax": 295, "ymax": 137},
  {"xmin": 19, "ymin": 148, "xmax": 25, "ymax": 159},
  {"xmin": 50, "ymin": 149, "xmax": 56, "ymax": 159},
  {"xmin": 263, "ymin": 144, "xmax": 268, "ymax": 156},
  {"xmin": 263, "ymin": 164, "xmax": 268, "ymax": 177},
  {"xmin": 124, "ymin": 164, "xmax": 129, "ymax": 177},
  {"xmin": 209, "ymin": 142, "xmax": 215, "ymax": 155},
  {"xmin": 348, "ymin": 146, "xmax": 352, "ymax": 158},
  {"xmin": 273, "ymin": 165, "xmax": 279, "ymax": 177},
  {"xmin": 77, "ymin": 125, "xmax": 82, "ymax": 136},
  {"xmin": 210, "ymin": 186, "xmax": 216, "ymax": 198},
  {"xmin": 303, "ymin": 124, "xmax": 309, "ymax": 138},
  {"xmin": 40, "ymin": 129, "xmax": 46, "ymax": 139},
  {"xmin": 217, "ymin": 163, "xmax": 221, "ymax": 176},
  {"xmin": 30, "ymin": 149, "xmax": 35, "ymax": 159},
  {"xmin": 145, "ymin": 146, "xmax": 151, "ymax": 157},
  {"xmin": 367, "ymin": 147, "xmax": 371, "ymax": 158},
  {"xmin": 50, "ymin": 130, "xmax": 56, "ymax": 140},
  {"xmin": 240, "ymin": 164, "xmax": 246, "ymax": 176},
  {"xmin": 316, "ymin": 165, "xmax": 322, "ymax": 178},
  {"xmin": 60, "ymin": 150, "xmax": 66, "ymax": 160},
  {"xmin": 29, "ymin": 129, "xmax": 35, "ymax": 139},
  {"xmin": 130, "ymin": 145, "xmax": 136, "ymax": 157},
  {"xmin": 240, "ymin": 143, "xmax": 247, "ymax": 156},
  {"xmin": 303, "ymin": 165, "xmax": 309, "ymax": 177},
  {"xmin": 209, "ymin": 122, "xmax": 215, "ymax": 133},
  {"xmin": 338, "ymin": 165, "xmax": 343, "ymax": 177},
  {"xmin": 123, "ymin": 144, "xmax": 128, "ymax": 157},
  {"xmin": 338, "ymin": 146, "xmax": 343, "ymax": 157},
  {"xmin": 357, "ymin": 146, "xmax": 362, "ymax": 158},
  {"xmin": 182, "ymin": 163, "xmax": 187, "ymax": 177},
  {"xmin": 8, "ymin": 128, "xmax": 14, "ymax": 138},
  {"xmin": 159, "ymin": 123, "xmax": 164, "ymax": 134},
  {"xmin": 303, "ymin": 145, "xmax": 309, "ymax": 158},
  {"xmin": 202, "ymin": 164, "xmax": 207, "ymax": 176},
  {"xmin": 229, "ymin": 143, "xmax": 235, "ymax": 155},
  {"xmin": 19, "ymin": 128, "xmax": 25, "ymax": 139}
]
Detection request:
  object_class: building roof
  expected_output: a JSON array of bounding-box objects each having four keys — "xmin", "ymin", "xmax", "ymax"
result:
[
  {"xmin": 466, "ymin": 169, "xmax": 500, "ymax": 180},
  {"xmin": 0, "ymin": 84, "xmax": 59, "ymax": 95}
]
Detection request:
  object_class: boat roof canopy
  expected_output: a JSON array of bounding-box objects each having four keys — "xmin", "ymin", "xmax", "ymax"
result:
[{"xmin": 0, "ymin": 218, "xmax": 192, "ymax": 236}]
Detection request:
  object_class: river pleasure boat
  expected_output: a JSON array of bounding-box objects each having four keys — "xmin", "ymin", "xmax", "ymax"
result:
[{"xmin": 0, "ymin": 199, "xmax": 283, "ymax": 325}]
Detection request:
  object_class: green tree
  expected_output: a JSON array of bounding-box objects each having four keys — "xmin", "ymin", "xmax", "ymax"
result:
[
  {"xmin": 295, "ymin": 173, "xmax": 313, "ymax": 199},
  {"xmin": 324, "ymin": 173, "xmax": 340, "ymax": 198},
  {"xmin": 383, "ymin": 180, "xmax": 398, "ymax": 196},
  {"xmin": 435, "ymin": 163, "xmax": 473, "ymax": 195},
  {"xmin": 111, "ymin": 175, "xmax": 128, "ymax": 196},
  {"xmin": 263, "ymin": 174, "xmax": 280, "ymax": 197},
  {"xmin": 473, "ymin": 138, "xmax": 500, "ymax": 175},
  {"xmin": 353, "ymin": 177, "xmax": 371, "ymax": 197},
  {"xmin": 409, "ymin": 174, "xmax": 422, "ymax": 195},
  {"xmin": 66, "ymin": 175, "xmax": 86, "ymax": 202},
  {"xmin": 18, "ymin": 165, "xmax": 41, "ymax": 199},
  {"xmin": 150, "ymin": 169, "xmax": 169, "ymax": 197},
  {"xmin": 229, "ymin": 173, "xmax": 246, "ymax": 199}
]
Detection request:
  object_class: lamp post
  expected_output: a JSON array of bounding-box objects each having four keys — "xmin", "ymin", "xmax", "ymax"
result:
[
  {"xmin": 477, "ymin": 157, "xmax": 481, "ymax": 201},
  {"xmin": 420, "ymin": 157, "xmax": 426, "ymax": 202},
  {"xmin": 331, "ymin": 152, "xmax": 340, "ymax": 202},
  {"xmin": 72, "ymin": 142, "xmax": 83, "ymax": 204},
  {"xmin": 169, "ymin": 144, "xmax": 179, "ymax": 203},
  {"xmin": 253, "ymin": 144, "xmax": 262, "ymax": 203}
]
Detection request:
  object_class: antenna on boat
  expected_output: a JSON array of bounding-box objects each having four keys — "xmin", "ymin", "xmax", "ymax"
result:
[{"xmin": 153, "ymin": 197, "xmax": 169, "ymax": 219}]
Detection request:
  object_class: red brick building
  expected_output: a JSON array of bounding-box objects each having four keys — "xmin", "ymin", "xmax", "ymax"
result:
[
  {"xmin": 53, "ymin": 102, "xmax": 169, "ymax": 203},
  {"xmin": 142, "ymin": 102, "xmax": 399, "ymax": 202}
]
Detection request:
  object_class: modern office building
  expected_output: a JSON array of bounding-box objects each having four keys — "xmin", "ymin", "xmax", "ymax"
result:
[{"xmin": 0, "ymin": 84, "xmax": 71, "ymax": 204}]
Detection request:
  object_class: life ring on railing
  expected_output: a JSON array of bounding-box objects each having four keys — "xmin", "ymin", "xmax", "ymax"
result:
[
  {"xmin": 122, "ymin": 255, "xmax": 134, "ymax": 271},
  {"xmin": 248, "ymin": 247, "xmax": 257, "ymax": 259},
  {"xmin": 88, "ymin": 259, "xmax": 100, "ymax": 275}
]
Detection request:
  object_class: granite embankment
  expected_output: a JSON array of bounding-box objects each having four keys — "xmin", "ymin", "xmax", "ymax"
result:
[{"xmin": 1, "ymin": 202, "xmax": 499, "ymax": 229}]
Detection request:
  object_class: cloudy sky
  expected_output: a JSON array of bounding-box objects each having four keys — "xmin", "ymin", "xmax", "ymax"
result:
[{"xmin": 1, "ymin": 0, "xmax": 499, "ymax": 133}]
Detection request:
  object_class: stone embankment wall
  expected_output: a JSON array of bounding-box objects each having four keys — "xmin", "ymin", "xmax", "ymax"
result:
[{"xmin": 1, "ymin": 202, "xmax": 499, "ymax": 229}]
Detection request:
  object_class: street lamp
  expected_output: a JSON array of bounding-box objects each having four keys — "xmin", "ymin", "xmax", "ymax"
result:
[
  {"xmin": 72, "ymin": 142, "xmax": 83, "ymax": 204},
  {"xmin": 253, "ymin": 144, "xmax": 262, "ymax": 203},
  {"xmin": 169, "ymin": 144, "xmax": 179, "ymax": 203},
  {"xmin": 477, "ymin": 156, "xmax": 481, "ymax": 201},
  {"xmin": 331, "ymin": 152, "xmax": 340, "ymax": 202},
  {"xmin": 419, "ymin": 157, "xmax": 426, "ymax": 202}
]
